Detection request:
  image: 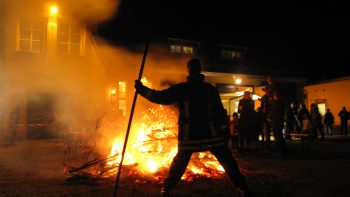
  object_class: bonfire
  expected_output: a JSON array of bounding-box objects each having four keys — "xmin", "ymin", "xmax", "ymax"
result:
[{"xmin": 64, "ymin": 105, "xmax": 225, "ymax": 183}]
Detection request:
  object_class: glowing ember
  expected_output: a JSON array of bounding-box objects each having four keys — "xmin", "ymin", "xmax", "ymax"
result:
[{"xmin": 106, "ymin": 105, "xmax": 225, "ymax": 180}]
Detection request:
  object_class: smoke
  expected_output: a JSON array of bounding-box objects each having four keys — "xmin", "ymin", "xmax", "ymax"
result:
[
  {"xmin": 59, "ymin": 0, "xmax": 121, "ymax": 26},
  {"xmin": 0, "ymin": 0, "xmax": 191, "ymax": 161},
  {"xmin": 0, "ymin": 0, "xmax": 120, "ymax": 142},
  {"xmin": 11, "ymin": 0, "xmax": 119, "ymax": 21},
  {"xmin": 88, "ymin": 37, "xmax": 189, "ymax": 154}
]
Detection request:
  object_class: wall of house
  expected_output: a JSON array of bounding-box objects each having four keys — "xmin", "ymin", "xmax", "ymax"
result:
[
  {"xmin": 304, "ymin": 78, "xmax": 350, "ymax": 125},
  {"xmin": 1, "ymin": 1, "xmax": 110, "ymax": 139}
]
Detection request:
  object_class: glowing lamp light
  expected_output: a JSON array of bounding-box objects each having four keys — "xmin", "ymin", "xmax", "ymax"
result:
[
  {"xmin": 111, "ymin": 86, "xmax": 117, "ymax": 95},
  {"xmin": 235, "ymin": 78, "xmax": 242, "ymax": 84},
  {"xmin": 252, "ymin": 94, "xmax": 261, "ymax": 100},
  {"xmin": 49, "ymin": 5, "xmax": 59, "ymax": 16}
]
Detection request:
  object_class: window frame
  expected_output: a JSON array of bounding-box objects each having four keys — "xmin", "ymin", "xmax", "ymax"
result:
[
  {"xmin": 16, "ymin": 18, "xmax": 46, "ymax": 53},
  {"xmin": 57, "ymin": 21, "xmax": 86, "ymax": 56},
  {"xmin": 220, "ymin": 49, "xmax": 241, "ymax": 60},
  {"xmin": 170, "ymin": 44, "xmax": 194, "ymax": 55},
  {"xmin": 118, "ymin": 81, "xmax": 127, "ymax": 116}
]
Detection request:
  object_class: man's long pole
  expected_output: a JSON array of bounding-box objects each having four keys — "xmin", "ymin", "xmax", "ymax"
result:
[{"xmin": 112, "ymin": 38, "xmax": 150, "ymax": 197}]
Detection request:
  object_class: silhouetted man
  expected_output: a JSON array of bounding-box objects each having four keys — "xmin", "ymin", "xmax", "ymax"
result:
[
  {"xmin": 135, "ymin": 58, "xmax": 251, "ymax": 197},
  {"xmin": 238, "ymin": 91, "xmax": 255, "ymax": 150},
  {"xmin": 267, "ymin": 91, "xmax": 287, "ymax": 155},
  {"xmin": 338, "ymin": 107, "xmax": 349, "ymax": 135}
]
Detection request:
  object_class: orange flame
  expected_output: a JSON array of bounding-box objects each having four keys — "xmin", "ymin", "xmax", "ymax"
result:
[{"xmin": 106, "ymin": 105, "xmax": 225, "ymax": 180}]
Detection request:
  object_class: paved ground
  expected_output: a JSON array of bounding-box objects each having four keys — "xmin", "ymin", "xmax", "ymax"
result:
[{"xmin": 1, "ymin": 136, "xmax": 350, "ymax": 197}]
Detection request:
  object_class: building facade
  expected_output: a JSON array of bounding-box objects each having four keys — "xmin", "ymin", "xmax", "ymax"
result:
[
  {"xmin": 0, "ymin": 1, "xmax": 305, "ymax": 141},
  {"xmin": 304, "ymin": 76, "xmax": 350, "ymax": 125},
  {"xmin": 0, "ymin": 1, "xmax": 111, "ymax": 139}
]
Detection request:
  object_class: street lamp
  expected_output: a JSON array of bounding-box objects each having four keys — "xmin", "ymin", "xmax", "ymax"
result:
[
  {"xmin": 49, "ymin": 5, "xmax": 59, "ymax": 16},
  {"xmin": 48, "ymin": 4, "xmax": 59, "ymax": 17},
  {"xmin": 235, "ymin": 78, "xmax": 242, "ymax": 84}
]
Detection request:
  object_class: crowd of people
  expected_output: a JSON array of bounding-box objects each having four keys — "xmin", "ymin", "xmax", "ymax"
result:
[
  {"xmin": 229, "ymin": 77, "xmax": 287, "ymax": 155},
  {"xmin": 228, "ymin": 77, "xmax": 350, "ymax": 156}
]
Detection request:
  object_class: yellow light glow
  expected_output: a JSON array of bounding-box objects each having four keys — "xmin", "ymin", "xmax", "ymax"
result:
[
  {"xmin": 103, "ymin": 106, "xmax": 225, "ymax": 179},
  {"xmin": 49, "ymin": 5, "xmax": 59, "ymax": 16},
  {"xmin": 111, "ymin": 86, "xmax": 117, "ymax": 95},
  {"xmin": 235, "ymin": 78, "xmax": 242, "ymax": 84},
  {"xmin": 252, "ymin": 94, "xmax": 261, "ymax": 100}
]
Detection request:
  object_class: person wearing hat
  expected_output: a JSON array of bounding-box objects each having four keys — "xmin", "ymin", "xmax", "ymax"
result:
[{"xmin": 135, "ymin": 58, "xmax": 251, "ymax": 197}]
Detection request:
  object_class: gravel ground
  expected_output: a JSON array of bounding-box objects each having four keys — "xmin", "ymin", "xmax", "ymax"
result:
[{"xmin": 1, "ymin": 136, "xmax": 350, "ymax": 197}]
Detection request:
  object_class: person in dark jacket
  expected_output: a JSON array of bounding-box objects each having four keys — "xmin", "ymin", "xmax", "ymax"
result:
[
  {"xmin": 134, "ymin": 58, "xmax": 251, "ymax": 197},
  {"xmin": 290, "ymin": 101, "xmax": 301, "ymax": 134},
  {"xmin": 310, "ymin": 104, "xmax": 325, "ymax": 140},
  {"xmin": 298, "ymin": 103, "xmax": 311, "ymax": 134},
  {"xmin": 284, "ymin": 102, "xmax": 294, "ymax": 140},
  {"xmin": 324, "ymin": 108, "xmax": 334, "ymax": 137},
  {"xmin": 238, "ymin": 91, "xmax": 255, "ymax": 150},
  {"xmin": 267, "ymin": 91, "xmax": 287, "ymax": 155},
  {"xmin": 338, "ymin": 107, "xmax": 349, "ymax": 135},
  {"xmin": 259, "ymin": 88, "xmax": 271, "ymax": 148}
]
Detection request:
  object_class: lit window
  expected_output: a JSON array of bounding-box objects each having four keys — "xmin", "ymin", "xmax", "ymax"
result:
[
  {"xmin": 170, "ymin": 44, "xmax": 194, "ymax": 54},
  {"xmin": 118, "ymin": 81, "xmax": 126, "ymax": 98},
  {"xmin": 118, "ymin": 81, "xmax": 127, "ymax": 116},
  {"xmin": 182, "ymin": 46, "xmax": 193, "ymax": 54},
  {"xmin": 58, "ymin": 22, "xmax": 85, "ymax": 56},
  {"xmin": 221, "ymin": 49, "xmax": 241, "ymax": 59},
  {"xmin": 170, "ymin": 45, "xmax": 182, "ymax": 53},
  {"xmin": 17, "ymin": 19, "xmax": 45, "ymax": 52}
]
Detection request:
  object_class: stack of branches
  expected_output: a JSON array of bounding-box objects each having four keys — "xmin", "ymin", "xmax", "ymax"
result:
[{"xmin": 64, "ymin": 105, "xmax": 179, "ymax": 184}]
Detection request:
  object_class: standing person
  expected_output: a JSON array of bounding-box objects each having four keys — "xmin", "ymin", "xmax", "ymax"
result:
[
  {"xmin": 310, "ymin": 104, "xmax": 325, "ymax": 140},
  {"xmin": 290, "ymin": 101, "xmax": 301, "ymax": 134},
  {"xmin": 255, "ymin": 106, "xmax": 265, "ymax": 143},
  {"xmin": 267, "ymin": 91, "xmax": 287, "ymax": 155},
  {"xmin": 324, "ymin": 108, "xmax": 334, "ymax": 137},
  {"xmin": 134, "ymin": 58, "xmax": 251, "ymax": 197},
  {"xmin": 338, "ymin": 107, "xmax": 349, "ymax": 135},
  {"xmin": 261, "ymin": 76, "xmax": 278, "ymax": 150},
  {"xmin": 259, "ymin": 87, "xmax": 272, "ymax": 149},
  {"xmin": 284, "ymin": 101, "xmax": 294, "ymax": 140},
  {"xmin": 298, "ymin": 103, "xmax": 311, "ymax": 134},
  {"xmin": 238, "ymin": 91, "xmax": 255, "ymax": 151},
  {"xmin": 229, "ymin": 112, "xmax": 240, "ymax": 150}
]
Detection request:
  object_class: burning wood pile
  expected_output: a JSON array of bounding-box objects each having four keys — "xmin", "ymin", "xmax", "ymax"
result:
[{"xmin": 64, "ymin": 105, "xmax": 225, "ymax": 184}]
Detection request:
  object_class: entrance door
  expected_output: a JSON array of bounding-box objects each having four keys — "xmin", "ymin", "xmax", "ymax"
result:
[
  {"xmin": 27, "ymin": 94, "xmax": 56, "ymax": 139},
  {"xmin": 216, "ymin": 84, "xmax": 254, "ymax": 117}
]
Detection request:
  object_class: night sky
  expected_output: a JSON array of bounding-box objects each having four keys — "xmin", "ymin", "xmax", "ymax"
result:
[{"xmin": 97, "ymin": 0, "xmax": 350, "ymax": 82}]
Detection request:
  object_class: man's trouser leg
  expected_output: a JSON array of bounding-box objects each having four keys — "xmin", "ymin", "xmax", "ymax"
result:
[
  {"xmin": 345, "ymin": 123, "xmax": 348, "ymax": 135},
  {"xmin": 163, "ymin": 151, "xmax": 192, "ymax": 191},
  {"xmin": 211, "ymin": 146, "xmax": 248, "ymax": 190},
  {"xmin": 264, "ymin": 121, "xmax": 271, "ymax": 149},
  {"xmin": 272, "ymin": 125, "xmax": 286, "ymax": 154},
  {"xmin": 340, "ymin": 122, "xmax": 345, "ymax": 134},
  {"xmin": 319, "ymin": 125, "xmax": 325, "ymax": 139}
]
